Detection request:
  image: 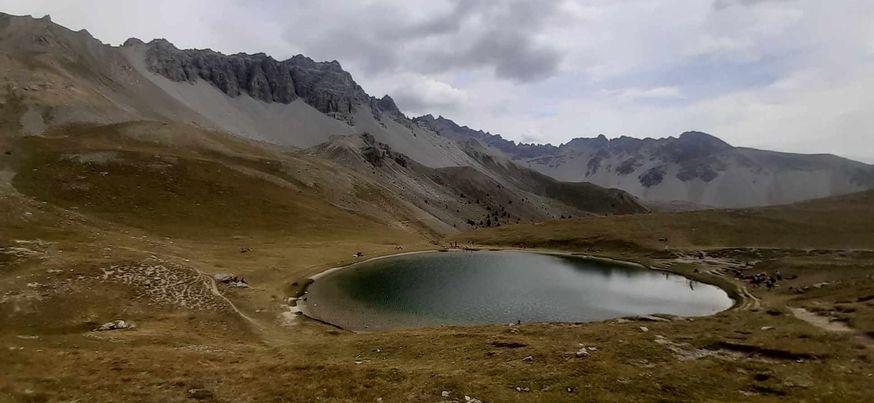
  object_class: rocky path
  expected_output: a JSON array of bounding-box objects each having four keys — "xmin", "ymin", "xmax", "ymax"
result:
[
  {"xmin": 189, "ymin": 265, "xmax": 262, "ymax": 330},
  {"xmin": 790, "ymin": 307, "xmax": 872, "ymax": 349}
]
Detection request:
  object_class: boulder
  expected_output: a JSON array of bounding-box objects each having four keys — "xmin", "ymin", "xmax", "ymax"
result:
[
  {"xmin": 95, "ymin": 319, "xmax": 132, "ymax": 331},
  {"xmin": 214, "ymin": 273, "xmax": 248, "ymax": 288}
]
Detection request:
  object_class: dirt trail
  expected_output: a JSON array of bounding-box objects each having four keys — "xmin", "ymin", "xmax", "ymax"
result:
[
  {"xmin": 191, "ymin": 266, "xmax": 261, "ymax": 328},
  {"xmin": 112, "ymin": 246, "xmax": 267, "ymax": 333},
  {"xmin": 790, "ymin": 307, "xmax": 872, "ymax": 348}
]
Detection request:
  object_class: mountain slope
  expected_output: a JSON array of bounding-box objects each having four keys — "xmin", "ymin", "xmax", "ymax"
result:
[
  {"xmin": 415, "ymin": 114, "xmax": 874, "ymax": 208},
  {"xmin": 310, "ymin": 133, "xmax": 647, "ymax": 231},
  {"xmin": 0, "ymin": 12, "xmax": 646, "ymax": 235}
]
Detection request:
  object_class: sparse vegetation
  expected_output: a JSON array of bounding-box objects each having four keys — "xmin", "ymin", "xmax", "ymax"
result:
[
  {"xmin": 3, "ymin": 126, "xmax": 873, "ymax": 400},
  {"xmin": 0, "ymin": 12, "xmax": 872, "ymax": 402}
]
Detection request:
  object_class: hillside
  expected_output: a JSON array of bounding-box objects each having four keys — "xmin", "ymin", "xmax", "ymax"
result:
[
  {"xmin": 454, "ymin": 189, "xmax": 874, "ymax": 251},
  {"xmin": 0, "ymin": 12, "xmax": 646, "ymax": 233},
  {"xmin": 415, "ymin": 114, "xmax": 874, "ymax": 208}
]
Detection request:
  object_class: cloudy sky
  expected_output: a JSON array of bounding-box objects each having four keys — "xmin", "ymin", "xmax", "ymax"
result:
[{"xmin": 3, "ymin": 0, "xmax": 873, "ymax": 161}]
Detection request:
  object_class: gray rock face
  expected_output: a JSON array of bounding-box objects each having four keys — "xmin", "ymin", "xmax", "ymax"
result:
[
  {"xmin": 134, "ymin": 39, "xmax": 369, "ymax": 122},
  {"xmin": 414, "ymin": 114, "xmax": 557, "ymax": 158},
  {"xmin": 360, "ymin": 132, "xmax": 402, "ymax": 167},
  {"xmin": 418, "ymin": 115, "xmax": 874, "ymax": 208}
]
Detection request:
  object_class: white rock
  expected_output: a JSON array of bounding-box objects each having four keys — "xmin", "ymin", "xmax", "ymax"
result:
[
  {"xmin": 441, "ymin": 390, "xmax": 450, "ymax": 398},
  {"xmin": 96, "ymin": 319, "xmax": 132, "ymax": 331},
  {"xmin": 640, "ymin": 326, "xmax": 649, "ymax": 333}
]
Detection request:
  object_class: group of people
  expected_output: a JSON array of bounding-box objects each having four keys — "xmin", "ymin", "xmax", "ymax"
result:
[{"xmin": 747, "ymin": 270, "xmax": 782, "ymax": 290}]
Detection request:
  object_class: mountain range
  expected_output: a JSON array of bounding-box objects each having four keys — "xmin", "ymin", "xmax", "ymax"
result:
[
  {"xmin": 0, "ymin": 12, "xmax": 645, "ymax": 238},
  {"xmin": 1, "ymin": 11, "xmax": 872, "ymax": 224},
  {"xmin": 414, "ymin": 115, "xmax": 874, "ymax": 208},
  {"xmin": 4, "ymin": 11, "xmax": 874, "ymax": 401}
]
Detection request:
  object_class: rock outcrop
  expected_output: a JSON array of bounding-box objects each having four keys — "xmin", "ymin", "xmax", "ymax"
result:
[{"xmin": 133, "ymin": 38, "xmax": 369, "ymax": 122}]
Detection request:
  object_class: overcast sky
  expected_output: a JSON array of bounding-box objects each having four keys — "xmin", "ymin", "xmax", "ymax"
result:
[{"xmin": 3, "ymin": 0, "xmax": 873, "ymax": 162}]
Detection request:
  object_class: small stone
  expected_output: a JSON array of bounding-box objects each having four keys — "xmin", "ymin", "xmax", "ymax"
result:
[
  {"xmin": 522, "ymin": 355, "xmax": 534, "ymax": 362},
  {"xmin": 760, "ymin": 326, "xmax": 774, "ymax": 331},
  {"xmin": 441, "ymin": 390, "xmax": 450, "ymax": 398},
  {"xmin": 188, "ymin": 388, "xmax": 213, "ymax": 400},
  {"xmin": 640, "ymin": 326, "xmax": 649, "ymax": 332},
  {"xmin": 575, "ymin": 348, "xmax": 589, "ymax": 358}
]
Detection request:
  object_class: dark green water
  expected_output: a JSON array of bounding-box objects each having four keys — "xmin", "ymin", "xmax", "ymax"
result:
[{"xmin": 302, "ymin": 251, "xmax": 733, "ymax": 330}]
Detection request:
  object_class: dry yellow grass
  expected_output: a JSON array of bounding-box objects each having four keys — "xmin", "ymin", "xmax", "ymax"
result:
[{"xmin": 2, "ymin": 125, "xmax": 873, "ymax": 401}]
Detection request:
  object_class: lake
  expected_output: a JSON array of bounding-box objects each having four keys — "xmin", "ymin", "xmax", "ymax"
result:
[{"xmin": 300, "ymin": 251, "xmax": 733, "ymax": 330}]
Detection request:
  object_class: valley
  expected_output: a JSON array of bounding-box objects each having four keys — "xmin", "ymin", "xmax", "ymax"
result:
[{"xmin": 1, "ymin": 11, "xmax": 873, "ymax": 402}]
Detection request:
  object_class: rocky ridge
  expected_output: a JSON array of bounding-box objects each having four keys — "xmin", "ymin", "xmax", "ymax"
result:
[
  {"xmin": 130, "ymin": 37, "xmax": 408, "ymax": 125},
  {"xmin": 416, "ymin": 115, "xmax": 874, "ymax": 208}
]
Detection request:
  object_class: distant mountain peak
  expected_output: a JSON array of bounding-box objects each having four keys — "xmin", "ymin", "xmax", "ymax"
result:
[
  {"xmin": 122, "ymin": 37, "xmax": 145, "ymax": 47},
  {"xmin": 678, "ymin": 131, "xmax": 732, "ymax": 147}
]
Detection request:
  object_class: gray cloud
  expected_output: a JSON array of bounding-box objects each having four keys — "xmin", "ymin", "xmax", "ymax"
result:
[
  {"xmin": 277, "ymin": 0, "xmax": 564, "ymax": 82},
  {"xmin": 713, "ymin": 0, "xmax": 795, "ymax": 10},
  {"xmin": 5, "ymin": 0, "xmax": 874, "ymax": 162}
]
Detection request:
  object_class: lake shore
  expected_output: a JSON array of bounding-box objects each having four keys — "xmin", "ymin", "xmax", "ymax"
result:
[{"xmin": 297, "ymin": 248, "xmax": 736, "ymax": 331}]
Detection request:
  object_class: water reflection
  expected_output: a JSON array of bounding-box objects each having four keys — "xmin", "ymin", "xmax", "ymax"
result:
[{"xmin": 303, "ymin": 251, "xmax": 733, "ymax": 331}]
